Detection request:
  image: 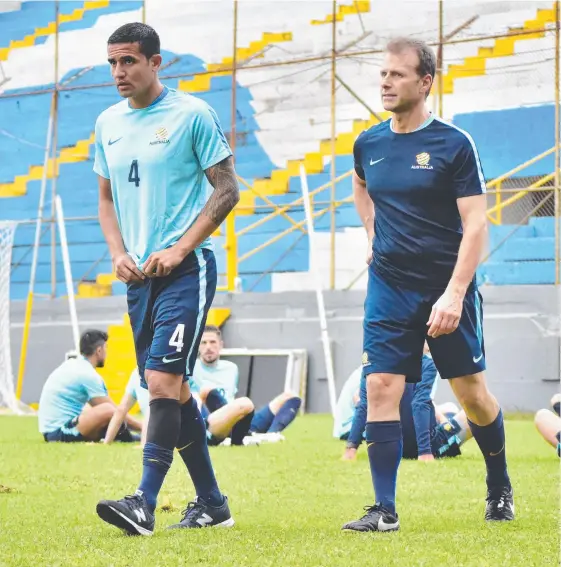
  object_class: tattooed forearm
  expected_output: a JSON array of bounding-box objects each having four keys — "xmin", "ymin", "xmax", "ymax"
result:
[{"xmin": 203, "ymin": 157, "xmax": 240, "ymax": 226}]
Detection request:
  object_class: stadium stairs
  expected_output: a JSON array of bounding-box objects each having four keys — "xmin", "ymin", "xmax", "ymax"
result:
[{"xmin": 0, "ymin": 0, "xmax": 558, "ymax": 299}]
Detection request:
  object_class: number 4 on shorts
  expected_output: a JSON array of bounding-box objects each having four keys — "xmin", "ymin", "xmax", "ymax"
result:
[{"xmin": 169, "ymin": 324, "xmax": 185, "ymax": 352}]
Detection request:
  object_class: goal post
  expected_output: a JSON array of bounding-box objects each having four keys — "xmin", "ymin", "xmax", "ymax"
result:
[
  {"xmin": 220, "ymin": 348, "xmax": 308, "ymax": 413},
  {"xmin": 0, "ymin": 221, "xmax": 20, "ymax": 412}
]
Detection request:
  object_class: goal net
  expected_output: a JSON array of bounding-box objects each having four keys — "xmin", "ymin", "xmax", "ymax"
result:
[
  {"xmin": 0, "ymin": 221, "xmax": 19, "ymax": 412},
  {"xmin": 220, "ymin": 348, "xmax": 308, "ymax": 413}
]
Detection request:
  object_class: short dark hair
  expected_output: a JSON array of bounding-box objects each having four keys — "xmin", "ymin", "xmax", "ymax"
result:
[
  {"xmin": 80, "ymin": 329, "xmax": 108, "ymax": 356},
  {"xmin": 203, "ymin": 325, "xmax": 221, "ymax": 337},
  {"xmin": 107, "ymin": 22, "xmax": 160, "ymax": 59},
  {"xmin": 386, "ymin": 37, "xmax": 436, "ymax": 81}
]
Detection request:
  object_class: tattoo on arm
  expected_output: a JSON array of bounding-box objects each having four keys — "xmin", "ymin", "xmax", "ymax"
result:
[{"xmin": 203, "ymin": 157, "xmax": 240, "ymax": 225}]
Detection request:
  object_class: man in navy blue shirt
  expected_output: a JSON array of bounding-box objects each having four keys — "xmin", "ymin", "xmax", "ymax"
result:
[{"xmin": 342, "ymin": 37, "xmax": 513, "ymax": 533}]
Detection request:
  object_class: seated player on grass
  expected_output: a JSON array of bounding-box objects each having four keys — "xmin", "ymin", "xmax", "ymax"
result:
[
  {"xmin": 192, "ymin": 325, "xmax": 302, "ymax": 442},
  {"xmin": 105, "ymin": 367, "xmax": 259, "ymax": 447},
  {"xmin": 38, "ymin": 330, "xmax": 141, "ymax": 443},
  {"xmin": 338, "ymin": 344, "xmax": 472, "ymax": 461},
  {"xmin": 534, "ymin": 393, "xmax": 561, "ymax": 457}
]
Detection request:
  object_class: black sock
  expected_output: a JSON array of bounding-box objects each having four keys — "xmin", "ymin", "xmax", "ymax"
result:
[
  {"xmin": 176, "ymin": 396, "xmax": 223, "ymax": 507},
  {"xmin": 468, "ymin": 409, "xmax": 511, "ymax": 491},
  {"xmin": 138, "ymin": 398, "xmax": 181, "ymax": 512},
  {"xmin": 231, "ymin": 410, "xmax": 255, "ymax": 445}
]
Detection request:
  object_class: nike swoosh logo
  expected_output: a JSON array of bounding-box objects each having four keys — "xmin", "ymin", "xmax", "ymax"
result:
[
  {"xmin": 108, "ymin": 137, "xmax": 123, "ymax": 146},
  {"xmin": 370, "ymin": 157, "xmax": 385, "ymax": 166},
  {"xmin": 489, "ymin": 443, "xmax": 504, "ymax": 457},
  {"xmin": 162, "ymin": 356, "xmax": 182, "ymax": 363},
  {"xmin": 177, "ymin": 441, "xmax": 194, "ymax": 452},
  {"xmin": 377, "ymin": 517, "xmax": 399, "ymax": 531},
  {"xmin": 473, "ymin": 353, "xmax": 483, "ymax": 363}
]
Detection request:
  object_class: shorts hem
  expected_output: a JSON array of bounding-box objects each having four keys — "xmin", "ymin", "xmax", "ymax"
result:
[{"xmin": 362, "ymin": 364, "xmax": 421, "ymax": 383}]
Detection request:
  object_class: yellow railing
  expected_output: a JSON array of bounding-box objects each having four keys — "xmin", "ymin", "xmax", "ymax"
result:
[
  {"xmin": 216, "ymin": 170, "xmax": 353, "ymax": 291},
  {"xmin": 486, "ymin": 145, "xmax": 558, "ymax": 224},
  {"xmin": 217, "ymin": 148, "xmax": 559, "ymax": 291}
]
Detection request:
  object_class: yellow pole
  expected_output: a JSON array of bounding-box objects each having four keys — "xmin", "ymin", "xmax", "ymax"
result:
[
  {"xmin": 496, "ymin": 181, "xmax": 502, "ymax": 225},
  {"xmin": 142, "ymin": 0, "xmax": 146, "ymax": 24},
  {"xmin": 329, "ymin": 0, "xmax": 337, "ymax": 289},
  {"xmin": 231, "ymin": 0, "xmax": 238, "ymax": 158},
  {"xmin": 555, "ymin": 0, "xmax": 560, "ymax": 285},
  {"xmin": 15, "ymin": 293, "xmax": 33, "ymax": 400},
  {"xmin": 225, "ymin": 211, "xmax": 238, "ymax": 291},
  {"xmin": 50, "ymin": 0, "xmax": 60, "ymax": 298}
]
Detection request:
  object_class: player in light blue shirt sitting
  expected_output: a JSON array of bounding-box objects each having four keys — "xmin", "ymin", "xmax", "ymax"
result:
[
  {"xmin": 191, "ymin": 325, "xmax": 302, "ymax": 445},
  {"xmin": 38, "ymin": 330, "xmax": 140, "ymax": 442}
]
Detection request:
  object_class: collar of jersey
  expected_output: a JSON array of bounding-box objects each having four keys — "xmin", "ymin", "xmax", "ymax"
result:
[
  {"xmin": 128, "ymin": 85, "xmax": 169, "ymax": 110},
  {"xmin": 390, "ymin": 112, "xmax": 434, "ymax": 134}
]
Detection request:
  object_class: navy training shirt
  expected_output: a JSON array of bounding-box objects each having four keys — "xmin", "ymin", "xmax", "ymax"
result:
[{"xmin": 353, "ymin": 115, "xmax": 487, "ymax": 290}]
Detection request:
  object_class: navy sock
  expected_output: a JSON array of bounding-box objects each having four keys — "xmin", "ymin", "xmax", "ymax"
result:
[
  {"xmin": 139, "ymin": 442, "xmax": 174, "ymax": 513},
  {"xmin": 365, "ymin": 421, "xmax": 402, "ymax": 516},
  {"xmin": 137, "ymin": 398, "xmax": 181, "ymax": 513},
  {"xmin": 468, "ymin": 409, "xmax": 511, "ymax": 490},
  {"xmin": 206, "ymin": 388, "xmax": 228, "ymax": 413},
  {"xmin": 268, "ymin": 397, "xmax": 302, "ymax": 433},
  {"xmin": 231, "ymin": 410, "xmax": 255, "ymax": 445},
  {"xmin": 177, "ymin": 396, "xmax": 224, "ymax": 507}
]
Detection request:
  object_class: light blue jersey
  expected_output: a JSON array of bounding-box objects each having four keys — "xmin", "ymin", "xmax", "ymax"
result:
[
  {"xmin": 333, "ymin": 367, "xmax": 362, "ymax": 439},
  {"xmin": 190, "ymin": 358, "xmax": 238, "ymax": 403},
  {"xmin": 125, "ymin": 369, "xmax": 150, "ymax": 416},
  {"xmin": 38, "ymin": 357, "xmax": 108, "ymax": 434},
  {"xmin": 93, "ymin": 86, "xmax": 232, "ymax": 266}
]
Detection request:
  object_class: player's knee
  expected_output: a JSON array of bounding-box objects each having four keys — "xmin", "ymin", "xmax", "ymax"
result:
[
  {"xmin": 535, "ymin": 408, "xmax": 550, "ymax": 428},
  {"xmin": 98, "ymin": 402, "xmax": 115, "ymax": 423},
  {"xmin": 280, "ymin": 390, "xmax": 298, "ymax": 403},
  {"xmin": 237, "ymin": 397, "xmax": 254, "ymax": 415},
  {"xmin": 550, "ymin": 393, "xmax": 561, "ymax": 411},
  {"xmin": 145, "ymin": 369, "xmax": 180, "ymax": 400},
  {"xmin": 199, "ymin": 385, "xmax": 214, "ymax": 403},
  {"xmin": 366, "ymin": 373, "xmax": 396, "ymax": 399}
]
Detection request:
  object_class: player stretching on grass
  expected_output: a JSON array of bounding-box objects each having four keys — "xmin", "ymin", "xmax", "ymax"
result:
[
  {"xmin": 94, "ymin": 22, "xmax": 239, "ymax": 535},
  {"xmin": 343, "ymin": 37, "xmax": 514, "ymax": 533}
]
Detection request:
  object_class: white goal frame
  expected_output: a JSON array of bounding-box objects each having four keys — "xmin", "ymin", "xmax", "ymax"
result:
[{"xmin": 221, "ymin": 347, "xmax": 308, "ymax": 413}]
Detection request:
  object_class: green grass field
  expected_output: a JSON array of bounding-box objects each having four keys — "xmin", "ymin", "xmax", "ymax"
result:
[{"xmin": 0, "ymin": 414, "xmax": 558, "ymax": 567}]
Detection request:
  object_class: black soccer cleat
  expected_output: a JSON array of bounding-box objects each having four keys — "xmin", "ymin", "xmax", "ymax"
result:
[
  {"xmin": 167, "ymin": 495, "xmax": 235, "ymax": 529},
  {"xmin": 96, "ymin": 490, "xmax": 155, "ymax": 536},
  {"xmin": 342, "ymin": 503, "xmax": 400, "ymax": 533},
  {"xmin": 485, "ymin": 485, "xmax": 515, "ymax": 521}
]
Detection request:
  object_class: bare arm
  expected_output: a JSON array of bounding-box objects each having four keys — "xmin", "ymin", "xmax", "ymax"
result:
[
  {"xmin": 352, "ymin": 171, "xmax": 374, "ymax": 239},
  {"xmin": 174, "ymin": 156, "xmax": 240, "ymax": 256},
  {"xmin": 448, "ymin": 194, "xmax": 488, "ymax": 295},
  {"xmin": 98, "ymin": 176, "xmax": 125, "ymax": 259},
  {"xmin": 427, "ymin": 194, "xmax": 487, "ymax": 337},
  {"xmin": 103, "ymin": 393, "xmax": 136, "ymax": 444}
]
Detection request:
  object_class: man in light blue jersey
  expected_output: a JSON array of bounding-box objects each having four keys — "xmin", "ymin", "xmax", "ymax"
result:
[
  {"xmin": 192, "ymin": 326, "xmax": 302, "ymax": 443},
  {"xmin": 39, "ymin": 330, "xmax": 140, "ymax": 443},
  {"xmin": 94, "ymin": 23, "xmax": 239, "ymax": 536}
]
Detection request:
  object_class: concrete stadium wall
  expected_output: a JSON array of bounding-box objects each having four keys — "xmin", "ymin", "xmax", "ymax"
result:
[{"xmin": 9, "ymin": 285, "xmax": 560, "ymax": 412}]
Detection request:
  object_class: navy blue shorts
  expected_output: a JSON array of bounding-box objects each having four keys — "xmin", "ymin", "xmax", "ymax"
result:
[
  {"xmin": 363, "ymin": 266, "xmax": 485, "ymax": 382},
  {"xmin": 127, "ymin": 249, "xmax": 217, "ymax": 388},
  {"xmin": 43, "ymin": 416, "xmax": 85, "ymax": 443}
]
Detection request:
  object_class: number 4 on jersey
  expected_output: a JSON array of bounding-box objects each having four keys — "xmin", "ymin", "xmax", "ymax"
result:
[
  {"xmin": 128, "ymin": 160, "xmax": 140, "ymax": 187},
  {"xmin": 169, "ymin": 324, "xmax": 185, "ymax": 352}
]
